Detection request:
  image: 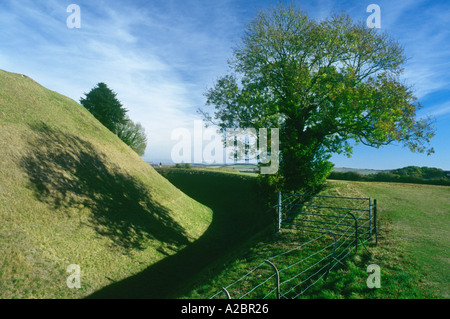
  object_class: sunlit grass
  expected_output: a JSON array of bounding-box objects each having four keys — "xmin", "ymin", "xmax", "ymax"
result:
[
  {"xmin": 0, "ymin": 70, "xmax": 212, "ymax": 298},
  {"xmin": 182, "ymin": 179, "xmax": 447, "ymax": 299}
]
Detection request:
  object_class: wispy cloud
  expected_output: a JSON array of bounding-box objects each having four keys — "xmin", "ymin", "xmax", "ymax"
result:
[
  {"xmin": 0, "ymin": 0, "xmax": 244, "ymax": 160},
  {"xmin": 418, "ymin": 102, "xmax": 450, "ymax": 119},
  {"xmin": 1, "ymin": 0, "xmax": 449, "ymax": 167},
  {"xmin": 383, "ymin": 0, "xmax": 450, "ymax": 100}
]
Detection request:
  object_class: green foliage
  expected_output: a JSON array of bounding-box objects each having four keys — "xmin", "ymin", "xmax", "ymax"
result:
[
  {"xmin": 331, "ymin": 171, "xmax": 364, "ymax": 181},
  {"xmin": 329, "ymin": 166, "xmax": 450, "ymax": 186},
  {"xmin": 391, "ymin": 166, "xmax": 447, "ymax": 180},
  {"xmin": 80, "ymin": 83, "xmax": 128, "ymax": 132},
  {"xmin": 175, "ymin": 163, "xmax": 192, "ymax": 169},
  {"xmin": 200, "ymin": 4, "xmax": 435, "ymax": 193},
  {"xmin": 81, "ymin": 83, "xmax": 148, "ymax": 156},
  {"xmin": 115, "ymin": 116, "xmax": 148, "ymax": 156}
]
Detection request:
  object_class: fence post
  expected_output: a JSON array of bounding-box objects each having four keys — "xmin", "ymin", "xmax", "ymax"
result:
[
  {"xmin": 265, "ymin": 260, "xmax": 280, "ymax": 299},
  {"xmin": 374, "ymin": 199, "xmax": 378, "ymax": 245},
  {"xmin": 277, "ymin": 192, "xmax": 282, "ymax": 233},
  {"xmin": 347, "ymin": 211, "xmax": 358, "ymax": 254},
  {"xmin": 222, "ymin": 287, "xmax": 231, "ymax": 299}
]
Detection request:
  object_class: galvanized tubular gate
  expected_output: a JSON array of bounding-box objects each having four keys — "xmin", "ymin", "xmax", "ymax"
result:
[
  {"xmin": 277, "ymin": 192, "xmax": 378, "ymax": 245},
  {"xmin": 210, "ymin": 192, "xmax": 378, "ymax": 299}
]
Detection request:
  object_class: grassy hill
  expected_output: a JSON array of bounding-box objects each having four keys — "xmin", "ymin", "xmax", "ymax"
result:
[{"xmin": 0, "ymin": 70, "xmax": 212, "ymax": 298}]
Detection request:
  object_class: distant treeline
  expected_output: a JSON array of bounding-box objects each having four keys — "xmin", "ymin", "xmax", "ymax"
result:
[
  {"xmin": 329, "ymin": 166, "xmax": 450, "ymax": 186},
  {"xmin": 174, "ymin": 163, "xmax": 192, "ymax": 169}
]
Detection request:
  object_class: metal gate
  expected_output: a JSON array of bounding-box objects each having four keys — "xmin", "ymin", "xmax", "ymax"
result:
[
  {"xmin": 277, "ymin": 192, "xmax": 378, "ymax": 245},
  {"xmin": 209, "ymin": 192, "xmax": 379, "ymax": 299}
]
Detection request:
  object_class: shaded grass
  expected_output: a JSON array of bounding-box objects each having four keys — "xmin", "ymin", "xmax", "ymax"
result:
[
  {"xmin": 2, "ymin": 69, "xmax": 446, "ymax": 299},
  {"xmin": 22, "ymin": 122, "xmax": 190, "ymax": 251},
  {"xmin": 87, "ymin": 168, "xmax": 273, "ymax": 298},
  {"xmin": 0, "ymin": 69, "xmax": 212, "ymax": 298},
  {"xmin": 182, "ymin": 180, "xmax": 446, "ymax": 299}
]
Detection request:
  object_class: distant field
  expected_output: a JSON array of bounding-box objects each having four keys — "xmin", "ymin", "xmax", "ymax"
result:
[
  {"xmin": 332, "ymin": 167, "xmax": 388, "ymax": 175},
  {"xmin": 149, "ymin": 163, "xmax": 404, "ymax": 176},
  {"xmin": 149, "ymin": 162, "xmax": 260, "ymax": 175}
]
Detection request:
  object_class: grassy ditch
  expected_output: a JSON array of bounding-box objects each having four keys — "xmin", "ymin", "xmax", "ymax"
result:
[{"xmin": 181, "ymin": 178, "xmax": 447, "ymax": 299}]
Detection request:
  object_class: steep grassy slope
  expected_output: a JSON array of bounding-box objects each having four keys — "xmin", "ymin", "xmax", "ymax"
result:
[{"xmin": 0, "ymin": 70, "xmax": 212, "ymax": 298}]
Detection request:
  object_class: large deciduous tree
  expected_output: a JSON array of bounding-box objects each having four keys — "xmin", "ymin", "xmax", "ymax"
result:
[{"xmin": 200, "ymin": 5, "xmax": 435, "ymax": 192}]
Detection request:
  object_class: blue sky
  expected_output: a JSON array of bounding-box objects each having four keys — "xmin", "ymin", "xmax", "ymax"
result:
[{"xmin": 1, "ymin": 0, "xmax": 449, "ymax": 170}]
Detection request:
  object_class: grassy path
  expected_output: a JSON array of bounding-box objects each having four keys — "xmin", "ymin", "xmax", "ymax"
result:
[{"xmin": 87, "ymin": 169, "xmax": 272, "ymax": 298}]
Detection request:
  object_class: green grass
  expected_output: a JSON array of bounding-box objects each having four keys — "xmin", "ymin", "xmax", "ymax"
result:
[
  {"xmin": 354, "ymin": 180, "xmax": 450, "ymax": 298},
  {"xmin": 181, "ymin": 178, "xmax": 448, "ymax": 299},
  {"xmin": 86, "ymin": 167, "xmax": 273, "ymax": 298},
  {"xmin": 0, "ymin": 70, "xmax": 212, "ymax": 298},
  {"xmin": 2, "ymin": 69, "xmax": 447, "ymax": 299}
]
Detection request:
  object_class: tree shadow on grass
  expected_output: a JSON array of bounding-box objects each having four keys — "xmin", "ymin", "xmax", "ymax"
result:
[
  {"xmin": 20, "ymin": 122, "xmax": 190, "ymax": 252},
  {"xmin": 87, "ymin": 169, "xmax": 274, "ymax": 299}
]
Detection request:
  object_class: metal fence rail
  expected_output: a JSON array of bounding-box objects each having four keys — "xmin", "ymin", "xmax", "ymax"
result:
[
  {"xmin": 209, "ymin": 192, "xmax": 378, "ymax": 299},
  {"xmin": 278, "ymin": 192, "xmax": 378, "ymax": 245}
]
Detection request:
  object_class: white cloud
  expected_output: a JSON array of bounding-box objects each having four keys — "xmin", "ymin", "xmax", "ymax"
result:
[
  {"xmin": 0, "ymin": 0, "xmax": 242, "ymax": 162},
  {"xmin": 1, "ymin": 0, "xmax": 449, "ymax": 167},
  {"xmin": 382, "ymin": 1, "xmax": 450, "ymax": 100},
  {"xmin": 418, "ymin": 102, "xmax": 450, "ymax": 119}
]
